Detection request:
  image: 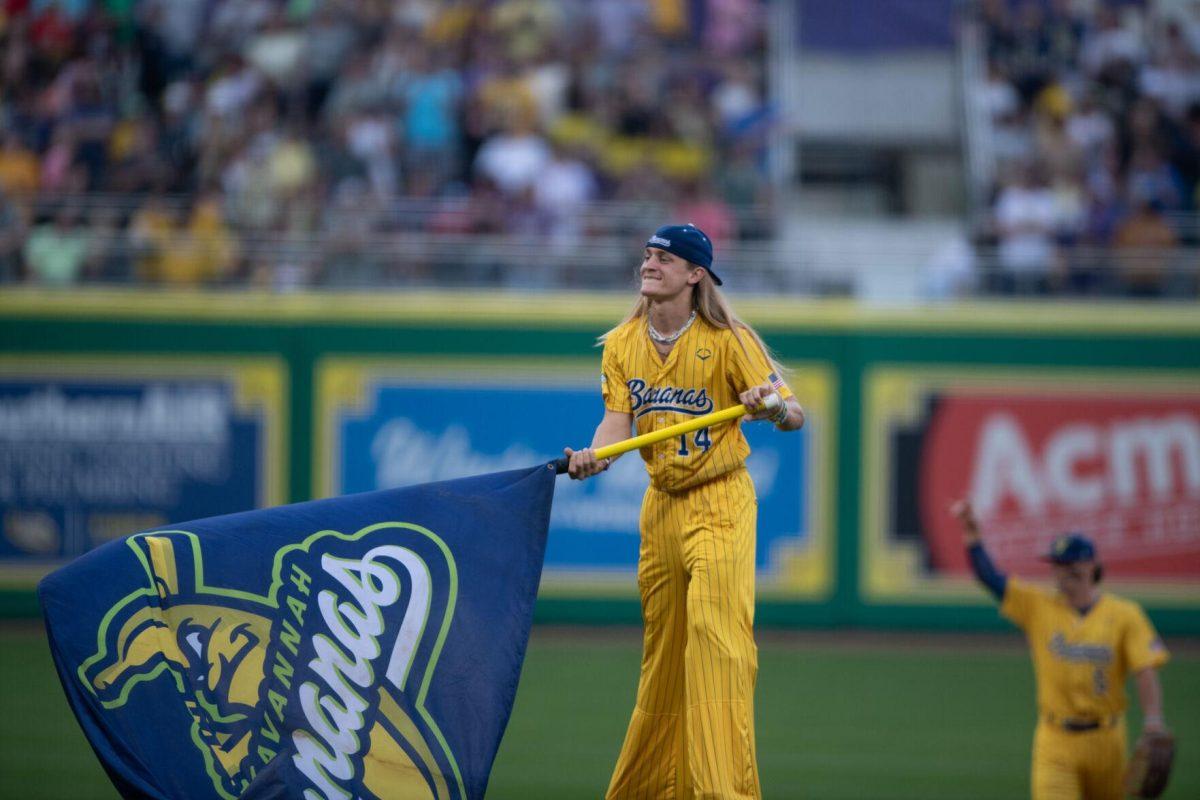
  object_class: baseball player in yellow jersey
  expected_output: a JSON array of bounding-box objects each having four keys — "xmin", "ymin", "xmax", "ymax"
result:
[
  {"xmin": 564, "ymin": 223, "xmax": 804, "ymax": 800},
  {"xmin": 952, "ymin": 501, "xmax": 1171, "ymax": 800}
]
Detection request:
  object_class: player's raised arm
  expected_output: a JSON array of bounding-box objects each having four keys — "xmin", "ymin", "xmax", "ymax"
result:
[
  {"xmin": 563, "ymin": 408, "xmax": 633, "ymax": 481},
  {"xmin": 952, "ymin": 499, "xmax": 981, "ymax": 546},
  {"xmin": 951, "ymin": 499, "xmax": 1007, "ymax": 600}
]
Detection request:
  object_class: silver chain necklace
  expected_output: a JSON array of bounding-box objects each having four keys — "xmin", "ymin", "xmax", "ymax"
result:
[{"xmin": 647, "ymin": 311, "xmax": 696, "ymax": 345}]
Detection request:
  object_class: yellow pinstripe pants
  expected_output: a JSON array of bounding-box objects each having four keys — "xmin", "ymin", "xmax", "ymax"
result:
[
  {"xmin": 606, "ymin": 468, "xmax": 761, "ymax": 800},
  {"xmin": 1031, "ymin": 721, "xmax": 1126, "ymax": 800}
]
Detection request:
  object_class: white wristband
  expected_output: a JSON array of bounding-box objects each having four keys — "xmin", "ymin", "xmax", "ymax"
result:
[{"xmin": 770, "ymin": 400, "xmax": 789, "ymax": 426}]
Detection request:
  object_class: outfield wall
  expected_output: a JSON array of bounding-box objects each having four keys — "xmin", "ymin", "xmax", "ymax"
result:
[{"xmin": 2, "ymin": 290, "xmax": 1198, "ymax": 633}]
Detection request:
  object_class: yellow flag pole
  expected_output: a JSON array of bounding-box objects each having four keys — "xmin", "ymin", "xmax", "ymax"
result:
[{"xmin": 551, "ymin": 394, "xmax": 779, "ymax": 474}]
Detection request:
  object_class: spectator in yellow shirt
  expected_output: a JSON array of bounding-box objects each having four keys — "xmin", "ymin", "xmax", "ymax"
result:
[{"xmin": 0, "ymin": 132, "xmax": 40, "ymax": 195}]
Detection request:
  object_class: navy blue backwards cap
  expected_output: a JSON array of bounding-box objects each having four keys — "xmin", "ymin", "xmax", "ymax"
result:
[
  {"xmin": 646, "ymin": 224, "xmax": 721, "ymax": 285},
  {"xmin": 1042, "ymin": 533, "xmax": 1097, "ymax": 564}
]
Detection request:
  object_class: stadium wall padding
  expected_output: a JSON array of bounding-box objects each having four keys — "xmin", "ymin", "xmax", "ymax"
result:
[{"xmin": 2, "ymin": 290, "xmax": 1198, "ymax": 634}]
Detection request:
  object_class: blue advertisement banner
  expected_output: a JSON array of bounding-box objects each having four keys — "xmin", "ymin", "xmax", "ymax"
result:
[
  {"xmin": 317, "ymin": 359, "xmax": 833, "ymax": 597},
  {"xmin": 0, "ymin": 358, "xmax": 285, "ymax": 583}
]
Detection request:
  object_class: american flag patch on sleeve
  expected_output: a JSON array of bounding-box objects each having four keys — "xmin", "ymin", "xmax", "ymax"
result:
[{"xmin": 768, "ymin": 371, "xmax": 786, "ymax": 391}]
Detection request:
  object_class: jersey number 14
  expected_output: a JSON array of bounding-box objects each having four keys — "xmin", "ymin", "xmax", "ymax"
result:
[{"xmin": 678, "ymin": 428, "xmax": 712, "ymax": 457}]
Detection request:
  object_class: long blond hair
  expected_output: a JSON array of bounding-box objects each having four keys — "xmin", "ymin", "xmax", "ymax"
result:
[{"xmin": 599, "ymin": 269, "xmax": 786, "ymax": 375}]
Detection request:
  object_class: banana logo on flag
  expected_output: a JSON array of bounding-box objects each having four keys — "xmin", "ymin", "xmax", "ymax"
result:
[{"xmin": 78, "ymin": 526, "xmax": 465, "ymax": 800}]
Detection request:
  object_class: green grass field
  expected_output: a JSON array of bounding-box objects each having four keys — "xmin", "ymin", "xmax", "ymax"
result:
[{"xmin": 1, "ymin": 627, "xmax": 1196, "ymax": 799}]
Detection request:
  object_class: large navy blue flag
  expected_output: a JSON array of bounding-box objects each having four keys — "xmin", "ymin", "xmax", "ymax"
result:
[{"xmin": 38, "ymin": 465, "xmax": 556, "ymax": 800}]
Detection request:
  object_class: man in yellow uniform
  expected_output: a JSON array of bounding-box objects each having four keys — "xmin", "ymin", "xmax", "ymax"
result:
[
  {"xmin": 953, "ymin": 501, "xmax": 1171, "ymax": 800},
  {"xmin": 565, "ymin": 223, "xmax": 804, "ymax": 799}
]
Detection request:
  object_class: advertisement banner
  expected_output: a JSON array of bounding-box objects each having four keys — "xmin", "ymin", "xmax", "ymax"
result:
[
  {"xmin": 0, "ymin": 357, "xmax": 285, "ymax": 585},
  {"xmin": 316, "ymin": 358, "xmax": 835, "ymax": 598},
  {"xmin": 862, "ymin": 367, "xmax": 1200, "ymax": 604}
]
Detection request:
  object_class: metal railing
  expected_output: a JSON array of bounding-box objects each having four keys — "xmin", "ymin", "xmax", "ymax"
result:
[
  {"xmin": 0, "ymin": 191, "xmax": 777, "ymax": 237},
  {"xmin": 4, "ymin": 226, "xmax": 1197, "ymax": 299},
  {"xmin": 4, "ymin": 190, "xmax": 1198, "ymax": 297}
]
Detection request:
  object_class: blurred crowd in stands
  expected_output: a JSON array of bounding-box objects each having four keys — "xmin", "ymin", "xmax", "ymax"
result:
[
  {"xmin": 977, "ymin": 0, "xmax": 1200, "ymax": 297},
  {"xmin": 0, "ymin": 0, "xmax": 773, "ymax": 288}
]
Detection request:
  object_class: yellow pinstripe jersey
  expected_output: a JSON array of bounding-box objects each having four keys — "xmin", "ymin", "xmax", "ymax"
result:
[
  {"xmin": 600, "ymin": 315, "xmax": 792, "ymax": 493},
  {"xmin": 1002, "ymin": 578, "xmax": 1170, "ymax": 720}
]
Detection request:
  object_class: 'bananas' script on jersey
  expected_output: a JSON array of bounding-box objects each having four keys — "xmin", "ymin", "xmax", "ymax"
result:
[{"xmin": 627, "ymin": 379, "xmax": 714, "ymax": 417}]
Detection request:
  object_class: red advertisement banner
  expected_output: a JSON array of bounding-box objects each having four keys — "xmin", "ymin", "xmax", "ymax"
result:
[{"xmin": 918, "ymin": 393, "xmax": 1200, "ymax": 580}]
